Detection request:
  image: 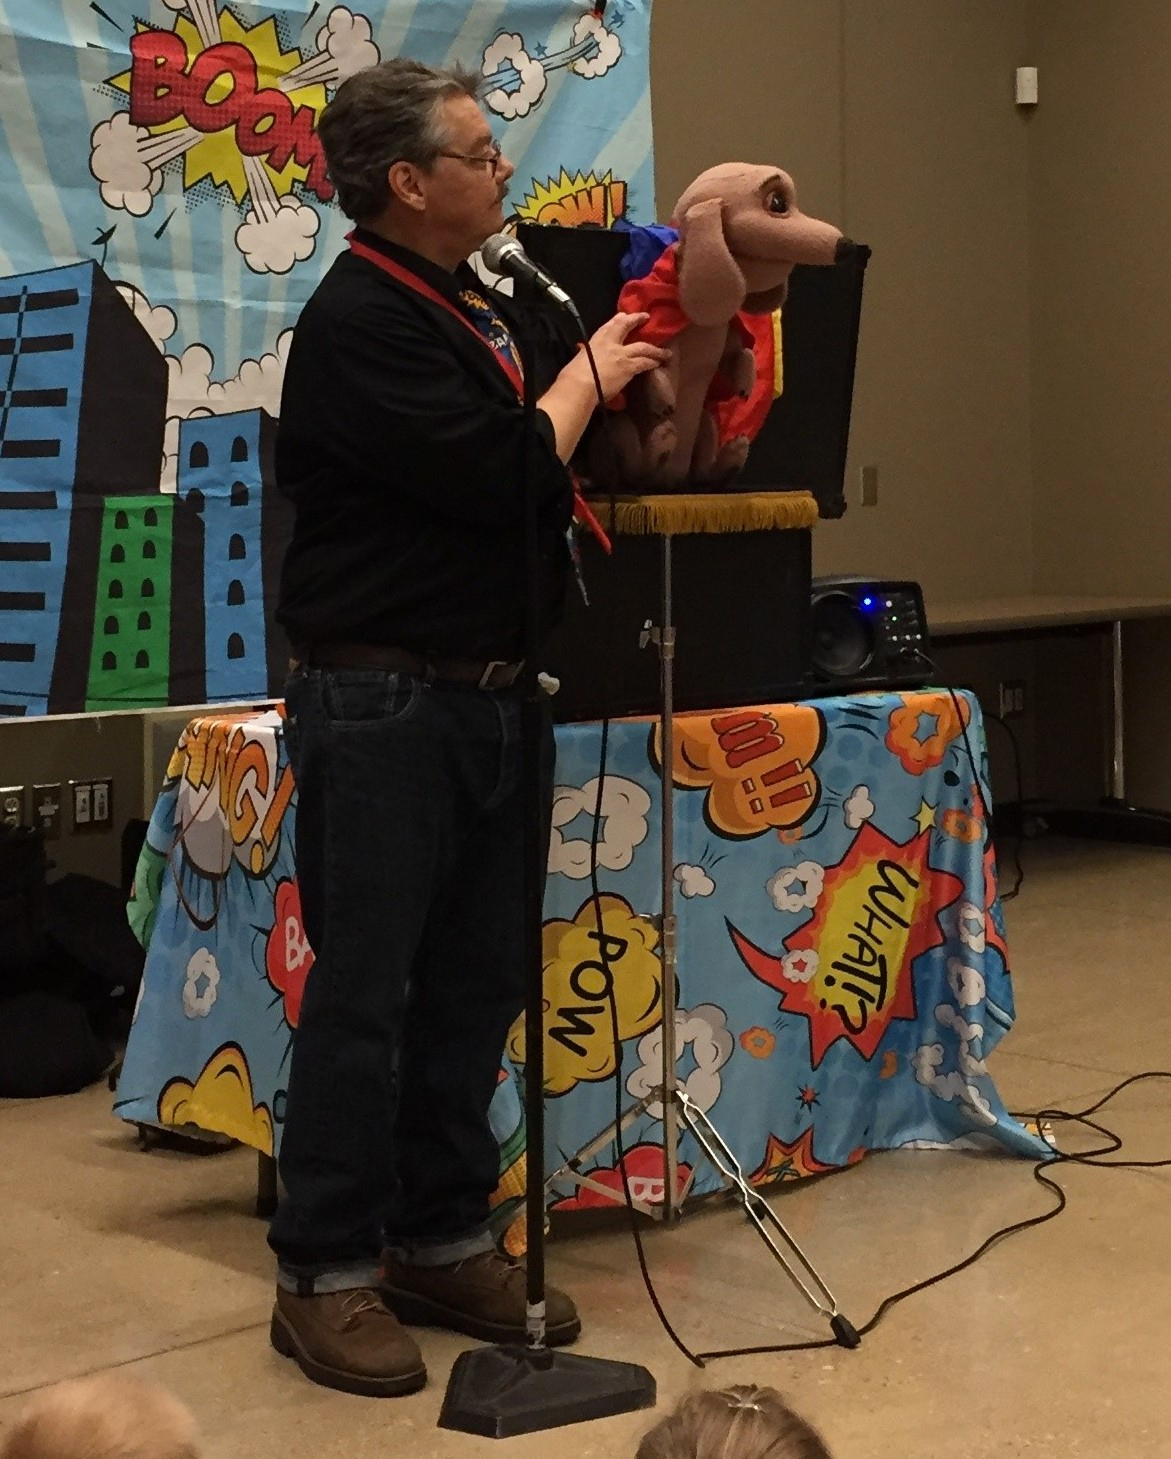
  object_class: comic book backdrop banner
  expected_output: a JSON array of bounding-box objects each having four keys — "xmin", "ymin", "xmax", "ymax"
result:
[{"xmin": 0, "ymin": 0, "xmax": 653, "ymax": 716}]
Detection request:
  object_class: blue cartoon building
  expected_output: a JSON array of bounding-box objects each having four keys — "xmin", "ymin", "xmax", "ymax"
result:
[
  {"xmin": 175, "ymin": 409, "xmax": 291, "ymax": 702},
  {"xmin": 0, "ymin": 260, "xmax": 165, "ymax": 714}
]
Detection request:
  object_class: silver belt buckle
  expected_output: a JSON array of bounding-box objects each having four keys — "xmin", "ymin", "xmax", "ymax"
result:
[{"xmin": 478, "ymin": 660, "xmax": 506, "ymax": 690}]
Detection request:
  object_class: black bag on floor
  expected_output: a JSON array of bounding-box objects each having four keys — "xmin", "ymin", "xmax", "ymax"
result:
[
  {"xmin": 0, "ymin": 836, "xmax": 124, "ymax": 1096},
  {"xmin": 0, "ymin": 990, "xmax": 112, "ymax": 1098},
  {"xmin": 46, "ymin": 873, "xmax": 145, "ymax": 1017},
  {"xmin": 0, "ymin": 824, "xmax": 49, "ymax": 984}
]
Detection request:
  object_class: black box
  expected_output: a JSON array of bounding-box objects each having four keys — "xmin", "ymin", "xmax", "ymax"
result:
[{"xmin": 543, "ymin": 528, "xmax": 811, "ymax": 723}]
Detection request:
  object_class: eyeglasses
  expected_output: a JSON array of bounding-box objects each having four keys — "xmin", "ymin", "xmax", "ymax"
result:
[{"xmin": 437, "ymin": 139, "xmax": 504, "ymax": 178}]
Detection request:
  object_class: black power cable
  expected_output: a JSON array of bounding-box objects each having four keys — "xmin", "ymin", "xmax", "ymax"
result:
[
  {"xmin": 981, "ymin": 712, "xmax": 1026, "ymax": 901},
  {"xmin": 588, "ymin": 715, "xmax": 705, "ymax": 1369},
  {"xmin": 558, "ymin": 349, "xmax": 1164, "ymax": 1371},
  {"xmin": 903, "ymin": 643, "xmax": 1025, "ymax": 898},
  {"xmin": 692, "ymin": 1070, "xmax": 1171, "ymax": 1362},
  {"xmin": 900, "ymin": 641, "xmax": 1025, "ymax": 895},
  {"xmin": 571, "ymin": 324, "xmax": 705, "ymax": 1367}
]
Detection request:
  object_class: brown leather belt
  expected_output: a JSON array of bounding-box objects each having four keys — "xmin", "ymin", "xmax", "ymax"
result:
[{"xmin": 290, "ymin": 642, "xmax": 523, "ymax": 691}]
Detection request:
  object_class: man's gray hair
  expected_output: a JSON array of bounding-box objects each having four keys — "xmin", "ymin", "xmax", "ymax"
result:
[{"xmin": 317, "ymin": 58, "xmax": 483, "ymax": 223}]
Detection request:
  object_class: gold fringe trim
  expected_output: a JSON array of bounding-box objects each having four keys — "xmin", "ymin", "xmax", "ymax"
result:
[{"xmin": 595, "ymin": 491, "xmax": 820, "ymax": 537}]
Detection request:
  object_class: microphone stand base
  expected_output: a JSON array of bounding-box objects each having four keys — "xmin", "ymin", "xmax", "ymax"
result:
[{"xmin": 439, "ymin": 1345, "xmax": 656, "ymax": 1439}]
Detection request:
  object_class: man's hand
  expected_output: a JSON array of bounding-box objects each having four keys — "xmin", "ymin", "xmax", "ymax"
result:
[
  {"xmin": 538, "ymin": 312, "xmax": 670, "ymax": 464},
  {"xmin": 567, "ymin": 312, "xmax": 671, "ymax": 403}
]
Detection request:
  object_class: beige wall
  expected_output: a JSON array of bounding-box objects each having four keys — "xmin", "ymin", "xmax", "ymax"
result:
[
  {"xmin": 832, "ymin": 0, "xmax": 1035, "ymax": 605},
  {"xmin": 1029, "ymin": 0, "xmax": 1171, "ymax": 598},
  {"xmin": 651, "ymin": 1, "xmax": 844, "ymax": 223},
  {"xmin": 651, "ymin": 0, "xmax": 1036, "ymax": 607},
  {"xmin": 1023, "ymin": 3, "xmax": 1171, "ymax": 804}
]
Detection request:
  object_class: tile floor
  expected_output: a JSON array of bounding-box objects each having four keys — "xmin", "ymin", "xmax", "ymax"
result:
[{"xmin": 2, "ymin": 838, "xmax": 1169, "ymax": 1459}]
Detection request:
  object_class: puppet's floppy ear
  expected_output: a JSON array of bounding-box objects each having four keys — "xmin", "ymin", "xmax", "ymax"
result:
[{"xmin": 676, "ymin": 198, "xmax": 747, "ymax": 326}]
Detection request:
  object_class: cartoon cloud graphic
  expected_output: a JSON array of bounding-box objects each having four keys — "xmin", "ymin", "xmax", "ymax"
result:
[
  {"xmin": 657, "ymin": 705, "xmax": 826, "ymax": 838},
  {"xmin": 509, "ymin": 894, "xmax": 662, "ymax": 1096},
  {"xmin": 157, "ymin": 1043, "xmax": 274, "ymax": 1154}
]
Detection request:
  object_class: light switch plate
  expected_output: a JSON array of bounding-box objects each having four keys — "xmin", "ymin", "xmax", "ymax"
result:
[
  {"xmin": 32, "ymin": 783, "xmax": 62, "ymax": 840},
  {"xmin": 70, "ymin": 780, "xmax": 92, "ymax": 828},
  {"xmin": 91, "ymin": 777, "xmax": 113, "ymax": 825},
  {"xmin": 0, "ymin": 786, "xmax": 25, "ymax": 829}
]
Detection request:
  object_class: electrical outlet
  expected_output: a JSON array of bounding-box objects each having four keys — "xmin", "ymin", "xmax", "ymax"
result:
[
  {"xmin": 70, "ymin": 780, "xmax": 92, "ymax": 829},
  {"xmin": 998, "ymin": 679, "xmax": 1026, "ymax": 719},
  {"xmin": 91, "ymin": 777, "xmax": 112, "ymax": 825},
  {"xmin": 860, "ymin": 464, "xmax": 879, "ymax": 507},
  {"xmin": 32, "ymin": 783, "xmax": 62, "ymax": 840},
  {"xmin": 0, "ymin": 785, "xmax": 25, "ymax": 829}
]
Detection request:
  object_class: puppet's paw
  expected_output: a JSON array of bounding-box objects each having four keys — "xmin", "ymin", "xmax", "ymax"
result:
[
  {"xmin": 711, "ymin": 434, "xmax": 751, "ymax": 483},
  {"xmin": 728, "ymin": 350, "xmax": 756, "ymax": 399},
  {"xmin": 643, "ymin": 368, "xmax": 677, "ymax": 419},
  {"xmin": 645, "ymin": 419, "xmax": 678, "ymax": 477}
]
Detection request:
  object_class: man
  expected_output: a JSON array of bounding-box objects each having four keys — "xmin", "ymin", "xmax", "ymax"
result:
[{"xmin": 268, "ymin": 57, "xmax": 667, "ymax": 1397}]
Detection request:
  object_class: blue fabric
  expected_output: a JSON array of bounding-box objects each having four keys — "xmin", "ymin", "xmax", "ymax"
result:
[
  {"xmin": 117, "ymin": 688, "xmax": 1052, "ymax": 1234},
  {"xmin": 614, "ymin": 218, "xmax": 680, "ymax": 281}
]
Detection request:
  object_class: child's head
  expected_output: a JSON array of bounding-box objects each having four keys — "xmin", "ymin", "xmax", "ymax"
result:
[
  {"xmin": 636, "ymin": 1385, "xmax": 832, "ymax": 1459},
  {"xmin": 0, "ymin": 1375, "xmax": 199, "ymax": 1459}
]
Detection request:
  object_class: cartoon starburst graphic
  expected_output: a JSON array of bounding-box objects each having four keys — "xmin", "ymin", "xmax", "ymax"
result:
[
  {"xmin": 749, "ymin": 1128, "xmax": 834, "ymax": 1185},
  {"xmin": 730, "ymin": 823, "xmax": 965, "ymax": 1068},
  {"xmin": 796, "ymin": 1084, "xmax": 820, "ymax": 1111},
  {"xmin": 514, "ymin": 169, "xmax": 628, "ymax": 227},
  {"xmin": 109, "ymin": 10, "xmax": 329, "ymax": 205}
]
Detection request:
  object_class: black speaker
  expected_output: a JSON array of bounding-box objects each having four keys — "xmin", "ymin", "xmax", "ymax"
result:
[
  {"xmin": 808, "ymin": 577, "xmax": 930, "ymax": 693},
  {"xmin": 542, "ymin": 529, "xmax": 812, "ymax": 723}
]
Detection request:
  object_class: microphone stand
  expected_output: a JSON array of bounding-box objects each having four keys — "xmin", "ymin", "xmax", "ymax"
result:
[{"xmin": 439, "ymin": 294, "xmax": 656, "ymax": 1438}]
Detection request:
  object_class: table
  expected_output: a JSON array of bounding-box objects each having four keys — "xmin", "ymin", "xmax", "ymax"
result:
[
  {"xmin": 115, "ymin": 689, "xmax": 1048, "ymax": 1248},
  {"xmin": 932, "ymin": 593, "xmax": 1171, "ymax": 842}
]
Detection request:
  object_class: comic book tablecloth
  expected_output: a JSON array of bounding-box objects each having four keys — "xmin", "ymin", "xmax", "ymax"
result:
[{"xmin": 115, "ymin": 690, "xmax": 1049, "ymax": 1240}]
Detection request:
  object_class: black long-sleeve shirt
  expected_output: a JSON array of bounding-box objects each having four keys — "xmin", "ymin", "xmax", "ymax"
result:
[{"xmin": 275, "ymin": 229, "xmax": 573, "ymax": 661}]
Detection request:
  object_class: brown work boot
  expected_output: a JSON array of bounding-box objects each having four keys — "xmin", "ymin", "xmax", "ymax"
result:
[
  {"xmin": 270, "ymin": 1286, "xmax": 427, "ymax": 1397},
  {"xmin": 380, "ymin": 1250, "xmax": 581, "ymax": 1346}
]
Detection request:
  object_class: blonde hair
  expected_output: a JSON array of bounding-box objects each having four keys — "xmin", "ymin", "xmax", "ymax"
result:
[
  {"xmin": 636, "ymin": 1386, "xmax": 832, "ymax": 1459},
  {"xmin": 0, "ymin": 1376, "xmax": 199, "ymax": 1459}
]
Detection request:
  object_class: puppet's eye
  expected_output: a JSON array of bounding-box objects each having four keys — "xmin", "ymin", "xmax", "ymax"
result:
[{"xmin": 767, "ymin": 191, "xmax": 789, "ymax": 215}]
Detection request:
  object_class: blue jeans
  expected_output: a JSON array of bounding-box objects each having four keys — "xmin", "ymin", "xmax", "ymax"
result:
[{"xmin": 268, "ymin": 665, "xmax": 553, "ymax": 1290}]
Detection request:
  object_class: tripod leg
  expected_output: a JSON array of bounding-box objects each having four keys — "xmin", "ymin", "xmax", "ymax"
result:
[
  {"xmin": 676, "ymin": 1091, "xmax": 860, "ymax": 1347},
  {"xmin": 542, "ymin": 1095, "xmax": 662, "ymax": 1215}
]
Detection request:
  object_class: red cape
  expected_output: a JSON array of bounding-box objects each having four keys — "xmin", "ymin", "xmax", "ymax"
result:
[{"xmin": 616, "ymin": 246, "xmax": 779, "ymax": 444}]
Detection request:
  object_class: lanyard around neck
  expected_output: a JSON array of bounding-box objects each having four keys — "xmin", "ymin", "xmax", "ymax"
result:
[
  {"xmin": 347, "ymin": 233, "xmax": 524, "ymax": 401},
  {"xmin": 347, "ymin": 232, "xmax": 611, "ymax": 554}
]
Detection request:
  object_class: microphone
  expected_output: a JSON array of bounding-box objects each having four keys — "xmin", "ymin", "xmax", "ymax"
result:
[{"xmin": 481, "ymin": 233, "xmax": 582, "ymax": 324}]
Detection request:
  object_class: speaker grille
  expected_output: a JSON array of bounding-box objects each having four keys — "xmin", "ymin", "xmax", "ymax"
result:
[
  {"xmin": 811, "ymin": 591, "xmax": 874, "ymax": 678},
  {"xmin": 808, "ymin": 577, "xmax": 930, "ymax": 693}
]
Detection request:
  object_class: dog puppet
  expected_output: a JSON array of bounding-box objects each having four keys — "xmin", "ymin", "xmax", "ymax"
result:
[{"xmin": 604, "ymin": 163, "xmax": 851, "ymax": 490}]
